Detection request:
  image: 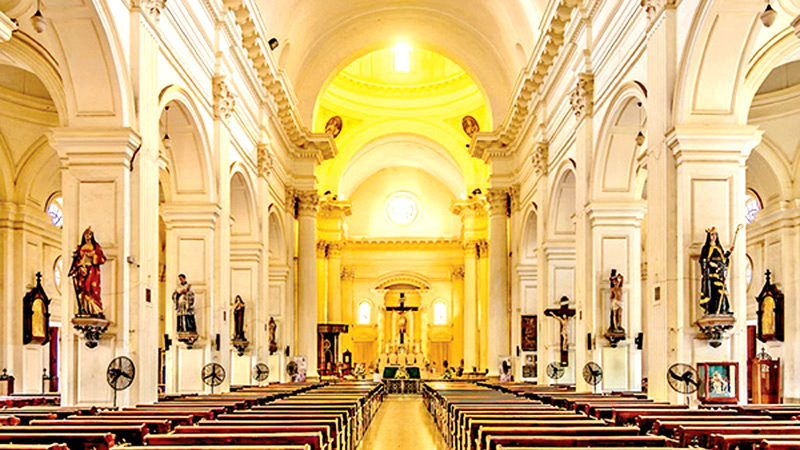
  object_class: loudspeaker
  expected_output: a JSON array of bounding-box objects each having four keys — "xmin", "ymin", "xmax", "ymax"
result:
[
  {"xmin": 285, "ymin": 346, "xmax": 290, "ymax": 357},
  {"xmin": 215, "ymin": 333, "xmax": 220, "ymax": 351},
  {"xmin": 164, "ymin": 334, "xmax": 172, "ymax": 351},
  {"xmin": 587, "ymin": 333, "xmax": 593, "ymax": 350},
  {"xmin": 635, "ymin": 332, "xmax": 644, "ymax": 350},
  {"xmin": 516, "ymin": 346, "xmax": 520, "ymax": 357}
]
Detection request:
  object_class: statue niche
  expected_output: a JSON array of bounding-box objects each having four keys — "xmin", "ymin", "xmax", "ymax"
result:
[{"xmin": 23, "ymin": 273, "xmax": 51, "ymax": 345}]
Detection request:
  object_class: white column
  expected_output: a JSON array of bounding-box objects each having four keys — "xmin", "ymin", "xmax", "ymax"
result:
[
  {"xmin": 486, "ymin": 188, "xmax": 510, "ymax": 375},
  {"xmin": 295, "ymin": 190, "xmax": 319, "ymax": 377},
  {"xmin": 327, "ymin": 242, "xmax": 342, "ymax": 323},
  {"xmin": 50, "ymin": 128, "xmax": 139, "ymax": 406},
  {"xmin": 463, "ymin": 242, "xmax": 478, "ymax": 371}
]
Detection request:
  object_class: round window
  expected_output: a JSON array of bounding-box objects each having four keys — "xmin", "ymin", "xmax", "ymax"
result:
[{"xmin": 385, "ymin": 192, "xmax": 420, "ymax": 226}]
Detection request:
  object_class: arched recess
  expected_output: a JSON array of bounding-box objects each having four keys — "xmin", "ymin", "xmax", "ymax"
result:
[
  {"xmin": 157, "ymin": 88, "xmax": 215, "ymax": 203},
  {"xmin": 268, "ymin": 211, "xmax": 287, "ymax": 265},
  {"xmin": 592, "ymin": 85, "xmax": 647, "ymax": 201},
  {"xmin": 229, "ymin": 168, "xmax": 258, "ymax": 241},
  {"xmin": 13, "ymin": 136, "xmax": 60, "ymax": 207},
  {"xmin": 520, "ymin": 209, "xmax": 538, "ymax": 263},
  {"xmin": 373, "ymin": 272, "xmax": 432, "ymax": 292},
  {"xmin": 549, "ymin": 166, "xmax": 577, "ymax": 238},
  {"xmin": 747, "ymin": 143, "xmax": 789, "ymax": 209}
]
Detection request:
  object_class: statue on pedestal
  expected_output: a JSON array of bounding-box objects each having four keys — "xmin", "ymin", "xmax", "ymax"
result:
[
  {"xmin": 603, "ymin": 270, "xmax": 626, "ymax": 347},
  {"xmin": 695, "ymin": 225, "xmax": 741, "ymax": 347},
  {"xmin": 173, "ymin": 274, "xmax": 198, "ymax": 347},
  {"xmin": 268, "ymin": 317, "xmax": 278, "ymax": 354},
  {"xmin": 69, "ymin": 227, "xmax": 109, "ymax": 348},
  {"xmin": 232, "ymin": 295, "xmax": 249, "ymax": 356}
]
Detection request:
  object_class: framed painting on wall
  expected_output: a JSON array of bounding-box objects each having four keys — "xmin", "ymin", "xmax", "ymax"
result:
[
  {"xmin": 521, "ymin": 315, "xmax": 537, "ymax": 351},
  {"xmin": 697, "ymin": 362, "xmax": 739, "ymax": 404}
]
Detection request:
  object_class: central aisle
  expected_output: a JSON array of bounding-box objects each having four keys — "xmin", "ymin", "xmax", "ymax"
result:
[{"xmin": 359, "ymin": 395, "xmax": 446, "ymax": 449}]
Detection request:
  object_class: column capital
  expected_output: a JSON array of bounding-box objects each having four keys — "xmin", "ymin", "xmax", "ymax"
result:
[
  {"xmin": 318, "ymin": 199, "xmax": 352, "ymax": 219},
  {"xmin": 0, "ymin": 11, "xmax": 16, "ymax": 42},
  {"xmin": 48, "ymin": 128, "xmax": 141, "ymax": 169},
  {"xmin": 791, "ymin": 14, "xmax": 800, "ymax": 39},
  {"xmin": 256, "ymin": 143, "xmax": 274, "ymax": 179},
  {"xmin": 451, "ymin": 265, "xmax": 465, "ymax": 280},
  {"xmin": 668, "ymin": 125, "xmax": 763, "ymax": 166},
  {"xmin": 341, "ymin": 266, "xmax": 356, "ymax": 281},
  {"xmin": 531, "ymin": 141, "xmax": 549, "ymax": 176},
  {"xmin": 569, "ymin": 72, "xmax": 594, "ymax": 120},
  {"xmin": 316, "ymin": 240, "xmax": 328, "ymax": 258},
  {"xmin": 326, "ymin": 241, "xmax": 343, "ymax": 258},
  {"xmin": 294, "ymin": 189, "xmax": 319, "ymax": 216},
  {"xmin": 212, "ymin": 75, "xmax": 236, "ymax": 121},
  {"xmin": 451, "ymin": 197, "xmax": 488, "ymax": 217},
  {"xmin": 160, "ymin": 203, "xmax": 222, "ymax": 229},
  {"xmin": 486, "ymin": 187, "xmax": 510, "ymax": 217},
  {"xmin": 132, "ymin": 0, "xmax": 167, "ymax": 23}
]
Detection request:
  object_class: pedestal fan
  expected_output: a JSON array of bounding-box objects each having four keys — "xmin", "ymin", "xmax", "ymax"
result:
[
  {"xmin": 667, "ymin": 362, "xmax": 699, "ymax": 407},
  {"xmin": 106, "ymin": 356, "xmax": 135, "ymax": 408},
  {"xmin": 253, "ymin": 362, "xmax": 269, "ymax": 385},
  {"xmin": 582, "ymin": 361, "xmax": 603, "ymax": 393},
  {"xmin": 546, "ymin": 362, "xmax": 565, "ymax": 385},
  {"xmin": 202, "ymin": 362, "xmax": 226, "ymax": 394}
]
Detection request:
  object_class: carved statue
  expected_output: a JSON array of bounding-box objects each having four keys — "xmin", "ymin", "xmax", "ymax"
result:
[
  {"xmin": 268, "ymin": 317, "xmax": 278, "ymax": 354},
  {"xmin": 172, "ymin": 274, "xmax": 198, "ymax": 345},
  {"xmin": 609, "ymin": 270, "xmax": 624, "ymax": 332},
  {"xmin": 232, "ymin": 295, "xmax": 246, "ymax": 341},
  {"xmin": 699, "ymin": 226, "xmax": 740, "ymax": 316},
  {"xmin": 68, "ymin": 227, "xmax": 107, "ymax": 318}
]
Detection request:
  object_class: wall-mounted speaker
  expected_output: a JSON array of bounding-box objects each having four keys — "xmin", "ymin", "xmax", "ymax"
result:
[
  {"xmin": 516, "ymin": 346, "xmax": 520, "ymax": 357},
  {"xmin": 635, "ymin": 332, "xmax": 644, "ymax": 350},
  {"xmin": 164, "ymin": 334, "xmax": 172, "ymax": 351},
  {"xmin": 587, "ymin": 333, "xmax": 593, "ymax": 350},
  {"xmin": 215, "ymin": 333, "xmax": 220, "ymax": 351},
  {"xmin": 284, "ymin": 346, "xmax": 290, "ymax": 357}
]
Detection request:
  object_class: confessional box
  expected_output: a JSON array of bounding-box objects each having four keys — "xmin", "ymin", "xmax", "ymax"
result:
[{"xmin": 751, "ymin": 358, "xmax": 781, "ymax": 404}]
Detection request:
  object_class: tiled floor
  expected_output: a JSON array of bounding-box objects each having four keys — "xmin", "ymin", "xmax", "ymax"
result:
[{"xmin": 358, "ymin": 395, "xmax": 446, "ymax": 449}]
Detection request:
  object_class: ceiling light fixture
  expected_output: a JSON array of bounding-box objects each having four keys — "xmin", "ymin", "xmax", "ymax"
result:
[
  {"xmin": 31, "ymin": 0, "xmax": 46, "ymax": 33},
  {"xmin": 760, "ymin": 2, "xmax": 777, "ymax": 27},
  {"xmin": 635, "ymin": 102, "xmax": 646, "ymax": 146}
]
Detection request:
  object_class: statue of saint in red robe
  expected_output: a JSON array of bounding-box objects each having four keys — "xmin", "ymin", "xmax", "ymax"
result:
[{"xmin": 69, "ymin": 227, "xmax": 106, "ymax": 317}]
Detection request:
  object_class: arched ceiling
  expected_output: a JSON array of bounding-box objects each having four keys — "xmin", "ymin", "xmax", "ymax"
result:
[
  {"xmin": 254, "ymin": 0, "xmax": 547, "ymax": 125},
  {"xmin": 314, "ymin": 47, "xmax": 491, "ymax": 196}
]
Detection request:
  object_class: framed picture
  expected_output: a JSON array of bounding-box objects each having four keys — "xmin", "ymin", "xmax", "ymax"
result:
[
  {"xmin": 697, "ymin": 362, "xmax": 739, "ymax": 404},
  {"xmin": 521, "ymin": 352, "xmax": 537, "ymax": 381},
  {"xmin": 521, "ymin": 315, "xmax": 537, "ymax": 351}
]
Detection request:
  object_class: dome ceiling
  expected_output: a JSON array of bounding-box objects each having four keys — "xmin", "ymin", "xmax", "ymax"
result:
[{"xmin": 253, "ymin": 0, "xmax": 547, "ymax": 126}]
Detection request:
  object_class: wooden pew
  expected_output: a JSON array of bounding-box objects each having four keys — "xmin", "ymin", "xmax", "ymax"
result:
[
  {"xmin": 462, "ymin": 417, "xmax": 603, "ymax": 450},
  {"xmin": 32, "ymin": 418, "xmax": 172, "ymax": 434},
  {"xmin": 0, "ymin": 417, "xmax": 19, "ymax": 426},
  {"xmin": 476, "ymin": 426, "xmax": 641, "ymax": 450},
  {"xmin": 758, "ymin": 440, "xmax": 800, "ymax": 450},
  {"xmin": 145, "ymin": 432, "xmax": 325, "ymax": 450},
  {"xmin": 0, "ymin": 444, "xmax": 69, "ymax": 450},
  {"xmin": 0, "ymin": 425, "xmax": 147, "ymax": 446},
  {"xmin": 116, "ymin": 446, "xmax": 310, "ymax": 450},
  {"xmin": 709, "ymin": 434, "xmax": 800, "ymax": 450},
  {"xmin": 92, "ymin": 411, "xmax": 199, "ymax": 425},
  {"xmin": 0, "ymin": 433, "xmax": 115, "ymax": 450},
  {"xmin": 628, "ymin": 412, "xmax": 769, "ymax": 429},
  {"xmin": 173, "ymin": 424, "xmax": 332, "ymax": 450},
  {"xmin": 674, "ymin": 425, "xmax": 800, "ymax": 448},
  {"xmin": 197, "ymin": 419, "xmax": 343, "ymax": 450},
  {"xmin": 484, "ymin": 435, "xmax": 668, "ymax": 450},
  {"xmin": 653, "ymin": 420, "xmax": 800, "ymax": 438}
]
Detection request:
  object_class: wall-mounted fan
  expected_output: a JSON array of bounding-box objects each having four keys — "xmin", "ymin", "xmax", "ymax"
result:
[
  {"xmin": 253, "ymin": 363, "xmax": 269, "ymax": 384},
  {"xmin": 582, "ymin": 362, "xmax": 603, "ymax": 392},
  {"xmin": 286, "ymin": 360, "xmax": 298, "ymax": 381},
  {"xmin": 546, "ymin": 362, "xmax": 565, "ymax": 384},
  {"xmin": 107, "ymin": 356, "xmax": 135, "ymax": 407},
  {"xmin": 667, "ymin": 362, "xmax": 699, "ymax": 406},
  {"xmin": 202, "ymin": 362, "xmax": 226, "ymax": 394}
]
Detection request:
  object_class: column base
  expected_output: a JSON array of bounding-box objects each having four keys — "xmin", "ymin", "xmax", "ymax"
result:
[{"xmin": 695, "ymin": 314, "xmax": 736, "ymax": 348}]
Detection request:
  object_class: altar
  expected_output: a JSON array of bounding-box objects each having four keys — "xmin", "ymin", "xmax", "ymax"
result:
[{"xmin": 382, "ymin": 365, "xmax": 421, "ymax": 394}]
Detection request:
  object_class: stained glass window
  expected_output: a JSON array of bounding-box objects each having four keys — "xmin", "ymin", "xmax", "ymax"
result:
[{"xmin": 385, "ymin": 192, "xmax": 419, "ymax": 226}]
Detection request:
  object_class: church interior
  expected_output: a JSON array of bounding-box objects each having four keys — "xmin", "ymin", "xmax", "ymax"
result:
[{"xmin": 2, "ymin": 0, "xmax": 800, "ymax": 448}]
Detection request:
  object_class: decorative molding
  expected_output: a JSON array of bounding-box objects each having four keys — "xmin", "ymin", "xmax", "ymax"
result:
[
  {"xmin": 469, "ymin": 0, "xmax": 580, "ymax": 160},
  {"xmin": 532, "ymin": 141, "xmax": 549, "ymax": 176},
  {"xmin": 219, "ymin": 0, "xmax": 336, "ymax": 161},
  {"xmin": 347, "ymin": 237, "xmax": 460, "ymax": 249},
  {"xmin": 318, "ymin": 200, "xmax": 353, "ymax": 219},
  {"xmin": 451, "ymin": 265, "xmax": 465, "ymax": 280},
  {"xmin": 316, "ymin": 240, "xmax": 328, "ymax": 258},
  {"xmin": 792, "ymin": 15, "xmax": 800, "ymax": 40},
  {"xmin": 509, "ymin": 183, "xmax": 521, "ymax": 212},
  {"xmin": 256, "ymin": 143, "xmax": 274, "ymax": 178},
  {"xmin": 451, "ymin": 198, "xmax": 488, "ymax": 217},
  {"xmin": 569, "ymin": 72, "xmax": 594, "ymax": 120},
  {"xmin": 133, "ymin": 0, "xmax": 167, "ymax": 23},
  {"xmin": 326, "ymin": 241, "xmax": 343, "ymax": 258},
  {"xmin": 212, "ymin": 75, "xmax": 236, "ymax": 121},
  {"xmin": 476, "ymin": 239, "xmax": 489, "ymax": 258}
]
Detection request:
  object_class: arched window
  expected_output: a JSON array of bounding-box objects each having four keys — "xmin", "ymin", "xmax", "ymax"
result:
[
  {"xmin": 358, "ymin": 301, "xmax": 371, "ymax": 324},
  {"xmin": 46, "ymin": 195, "xmax": 63, "ymax": 229},
  {"xmin": 53, "ymin": 256, "xmax": 63, "ymax": 294},
  {"xmin": 433, "ymin": 301, "xmax": 447, "ymax": 325},
  {"xmin": 745, "ymin": 190, "xmax": 762, "ymax": 224}
]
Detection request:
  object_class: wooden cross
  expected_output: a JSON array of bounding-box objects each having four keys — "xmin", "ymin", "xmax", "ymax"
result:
[
  {"xmin": 385, "ymin": 293, "xmax": 418, "ymax": 344},
  {"xmin": 544, "ymin": 296, "xmax": 576, "ymax": 367}
]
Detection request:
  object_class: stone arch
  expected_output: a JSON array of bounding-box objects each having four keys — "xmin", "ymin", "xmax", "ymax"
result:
[
  {"xmin": 373, "ymin": 272, "xmax": 432, "ymax": 291},
  {"xmin": 157, "ymin": 86, "xmax": 215, "ymax": 203},
  {"xmin": 549, "ymin": 165, "xmax": 577, "ymax": 238},
  {"xmin": 13, "ymin": 135, "xmax": 59, "ymax": 206},
  {"xmin": 592, "ymin": 83, "xmax": 647, "ymax": 201},
  {"xmin": 229, "ymin": 167, "xmax": 258, "ymax": 241},
  {"xmin": 747, "ymin": 139, "xmax": 792, "ymax": 207}
]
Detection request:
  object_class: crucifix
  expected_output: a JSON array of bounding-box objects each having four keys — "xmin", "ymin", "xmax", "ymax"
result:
[
  {"xmin": 544, "ymin": 296, "xmax": 576, "ymax": 367},
  {"xmin": 385, "ymin": 292, "xmax": 418, "ymax": 345}
]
